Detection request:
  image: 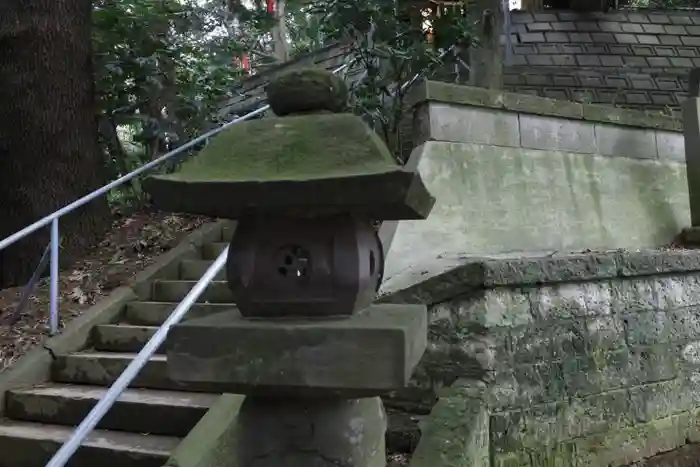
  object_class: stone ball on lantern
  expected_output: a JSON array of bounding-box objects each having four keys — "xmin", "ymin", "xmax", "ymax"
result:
[{"xmin": 265, "ymin": 68, "xmax": 349, "ymax": 116}]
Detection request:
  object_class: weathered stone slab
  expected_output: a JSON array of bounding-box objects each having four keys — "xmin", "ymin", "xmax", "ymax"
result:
[
  {"xmin": 560, "ymin": 345, "xmax": 680, "ymax": 398},
  {"xmin": 623, "ymin": 307, "xmax": 700, "ymax": 346},
  {"xmin": 595, "ymin": 123, "xmax": 657, "ymax": 159},
  {"xmin": 381, "ymin": 254, "xmax": 620, "ymax": 306},
  {"xmin": 571, "ymin": 411, "xmax": 693, "ymax": 466},
  {"xmin": 507, "ymin": 315, "xmax": 626, "ymax": 365},
  {"xmin": 491, "ymin": 388, "xmax": 635, "ymax": 454},
  {"xmin": 488, "ymin": 362, "xmax": 565, "ymax": 410},
  {"xmin": 628, "ymin": 378, "xmax": 700, "ymax": 423},
  {"xmin": 494, "ymin": 411, "xmax": 699, "ymax": 467},
  {"xmin": 424, "ymin": 103, "xmax": 520, "ymax": 148},
  {"xmin": 655, "ymin": 274, "xmax": 700, "ymax": 310},
  {"xmin": 409, "ymin": 380, "xmax": 489, "ymax": 467},
  {"xmin": 166, "ymin": 304, "xmax": 427, "ymax": 397},
  {"xmin": 235, "ymin": 396, "xmax": 386, "ymax": 467},
  {"xmin": 656, "ymin": 130, "xmax": 685, "ymax": 162},
  {"xmin": 610, "ymin": 278, "xmax": 657, "ymax": 313},
  {"xmin": 519, "ymin": 114, "xmax": 597, "ymax": 153},
  {"xmin": 618, "ymin": 249, "xmax": 700, "ymax": 276},
  {"xmin": 530, "ymin": 282, "xmax": 613, "ymax": 319},
  {"xmin": 382, "ymin": 249, "xmax": 700, "ymax": 306}
]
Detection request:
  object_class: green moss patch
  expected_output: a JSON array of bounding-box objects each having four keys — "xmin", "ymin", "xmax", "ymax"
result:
[{"xmin": 157, "ymin": 114, "xmax": 398, "ymax": 183}]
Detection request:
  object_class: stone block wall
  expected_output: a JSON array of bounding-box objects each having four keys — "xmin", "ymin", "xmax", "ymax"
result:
[
  {"xmin": 383, "ymin": 80, "xmax": 687, "ymax": 294},
  {"xmin": 505, "ymin": 9, "xmax": 700, "ymax": 113},
  {"xmin": 386, "ymin": 250, "xmax": 700, "ymax": 467}
]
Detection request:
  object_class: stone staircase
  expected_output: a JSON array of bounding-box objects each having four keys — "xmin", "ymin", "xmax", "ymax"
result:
[{"xmin": 0, "ymin": 226, "xmax": 235, "ymax": 467}]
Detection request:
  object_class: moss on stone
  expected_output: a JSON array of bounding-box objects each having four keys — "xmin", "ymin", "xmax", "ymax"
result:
[
  {"xmin": 266, "ymin": 68, "xmax": 348, "ymax": 116},
  {"xmin": 155, "ymin": 113, "xmax": 398, "ymax": 183},
  {"xmin": 409, "ymin": 380, "xmax": 489, "ymax": 467}
]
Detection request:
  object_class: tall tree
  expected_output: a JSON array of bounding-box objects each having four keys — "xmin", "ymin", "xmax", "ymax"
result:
[{"xmin": 0, "ymin": 0, "xmax": 112, "ymax": 288}]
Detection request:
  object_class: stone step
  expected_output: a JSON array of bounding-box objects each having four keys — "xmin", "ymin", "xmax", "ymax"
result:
[
  {"xmin": 0, "ymin": 419, "xmax": 179, "ymax": 467},
  {"xmin": 92, "ymin": 324, "xmax": 160, "ymax": 353},
  {"xmin": 5, "ymin": 384, "xmax": 216, "ymax": 438},
  {"xmin": 123, "ymin": 302, "xmax": 234, "ymax": 326},
  {"xmin": 179, "ymin": 259, "xmax": 224, "ymax": 281},
  {"xmin": 201, "ymin": 242, "xmax": 228, "ymax": 261},
  {"xmin": 151, "ymin": 280, "xmax": 235, "ymax": 304},
  {"xmin": 221, "ymin": 225, "xmax": 236, "ymax": 242},
  {"xmin": 52, "ymin": 352, "xmax": 218, "ymax": 393}
]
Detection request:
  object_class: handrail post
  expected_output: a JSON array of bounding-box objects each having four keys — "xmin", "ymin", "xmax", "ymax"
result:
[
  {"xmin": 12, "ymin": 243, "xmax": 51, "ymax": 323},
  {"xmin": 49, "ymin": 218, "xmax": 59, "ymax": 335}
]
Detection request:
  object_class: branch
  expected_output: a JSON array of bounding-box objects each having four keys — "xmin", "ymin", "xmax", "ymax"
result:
[{"xmin": 249, "ymin": 48, "xmax": 283, "ymax": 62}]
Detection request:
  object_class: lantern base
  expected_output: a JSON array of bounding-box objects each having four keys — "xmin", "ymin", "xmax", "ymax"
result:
[
  {"xmin": 233, "ymin": 396, "xmax": 386, "ymax": 467},
  {"xmin": 165, "ymin": 304, "xmax": 427, "ymax": 398}
]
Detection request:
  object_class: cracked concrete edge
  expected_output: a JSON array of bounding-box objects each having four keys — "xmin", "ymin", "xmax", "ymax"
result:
[
  {"xmin": 0, "ymin": 219, "xmax": 229, "ymax": 417},
  {"xmin": 164, "ymin": 393, "xmax": 245, "ymax": 467}
]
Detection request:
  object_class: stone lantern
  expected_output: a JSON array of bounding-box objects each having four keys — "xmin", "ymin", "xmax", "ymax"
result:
[{"xmin": 145, "ymin": 68, "xmax": 435, "ymax": 466}]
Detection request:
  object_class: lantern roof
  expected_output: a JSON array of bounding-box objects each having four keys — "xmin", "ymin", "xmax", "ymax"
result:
[{"xmin": 145, "ymin": 68, "xmax": 435, "ymax": 220}]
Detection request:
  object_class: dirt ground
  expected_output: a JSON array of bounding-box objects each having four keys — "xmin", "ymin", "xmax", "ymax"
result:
[
  {"xmin": 387, "ymin": 454, "xmax": 410, "ymax": 466},
  {"xmin": 0, "ymin": 207, "xmax": 211, "ymax": 372}
]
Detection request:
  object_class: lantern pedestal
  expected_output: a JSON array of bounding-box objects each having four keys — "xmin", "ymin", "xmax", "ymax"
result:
[
  {"xmin": 167, "ymin": 304, "xmax": 426, "ymax": 466},
  {"xmin": 235, "ymin": 396, "xmax": 386, "ymax": 467},
  {"xmin": 166, "ymin": 304, "xmax": 427, "ymax": 397}
]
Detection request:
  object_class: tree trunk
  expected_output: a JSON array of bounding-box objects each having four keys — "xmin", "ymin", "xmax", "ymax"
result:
[
  {"xmin": 467, "ymin": 0, "xmax": 504, "ymax": 89},
  {"xmin": 0, "ymin": 0, "xmax": 112, "ymax": 288},
  {"xmin": 271, "ymin": 0, "xmax": 289, "ymax": 62}
]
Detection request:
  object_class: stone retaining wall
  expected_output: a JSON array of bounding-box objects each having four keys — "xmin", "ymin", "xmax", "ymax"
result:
[
  {"xmin": 382, "ymin": 80, "xmax": 688, "ymax": 295},
  {"xmin": 387, "ymin": 249, "xmax": 700, "ymax": 467}
]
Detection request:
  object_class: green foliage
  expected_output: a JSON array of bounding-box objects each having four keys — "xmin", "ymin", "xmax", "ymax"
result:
[
  {"xmin": 93, "ymin": 0, "xmax": 275, "ymax": 209},
  {"xmin": 93, "ymin": 0, "xmax": 474, "ymax": 209},
  {"xmin": 307, "ymin": 0, "xmax": 472, "ymax": 160}
]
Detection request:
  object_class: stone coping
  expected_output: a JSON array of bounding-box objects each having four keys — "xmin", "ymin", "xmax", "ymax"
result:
[
  {"xmin": 380, "ymin": 248, "xmax": 700, "ymax": 306},
  {"xmin": 407, "ymin": 80, "xmax": 683, "ymax": 132},
  {"xmin": 409, "ymin": 379, "xmax": 488, "ymax": 467}
]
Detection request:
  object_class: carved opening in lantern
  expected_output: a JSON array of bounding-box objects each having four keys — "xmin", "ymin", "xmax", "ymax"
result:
[
  {"xmin": 226, "ymin": 216, "xmax": 383, "ymax": 319},
  {"xmin": 276, "ymin": 245, "xmax": 312, "ymax": 281}
]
